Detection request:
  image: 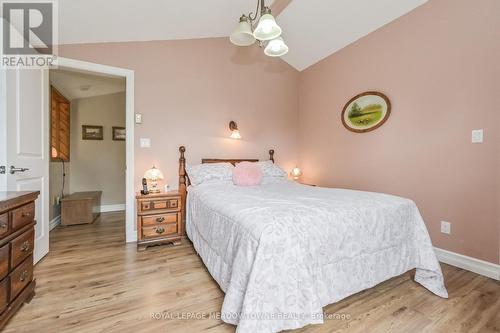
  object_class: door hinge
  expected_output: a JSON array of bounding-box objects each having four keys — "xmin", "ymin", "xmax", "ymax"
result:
[{"xmin": 0, "ymin": 166, "xmax": 5, "ymax": 174}]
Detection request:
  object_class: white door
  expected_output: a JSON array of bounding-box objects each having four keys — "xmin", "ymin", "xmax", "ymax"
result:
[{"xmin": 2, "ymin": 68, "xmax": 50, "ymax": 264}]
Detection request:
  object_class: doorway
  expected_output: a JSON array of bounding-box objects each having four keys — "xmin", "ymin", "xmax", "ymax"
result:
[
  {"xmin": 51, "ymin": 58, "xmax": 135, "ymax": 246},
  {"xmin": 0, "ymin": 57, "xmax": 135, "ymax": 264}
]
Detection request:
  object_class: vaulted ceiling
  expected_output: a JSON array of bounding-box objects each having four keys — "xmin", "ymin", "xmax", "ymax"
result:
[{"xmin": 58, "ymin": 0, "xmax": 428, "ymax": 71}]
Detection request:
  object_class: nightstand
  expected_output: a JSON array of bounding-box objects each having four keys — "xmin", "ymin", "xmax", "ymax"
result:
[{"xmin": 136, "ymin": 191, "xmax": 183, "ymax": 251}]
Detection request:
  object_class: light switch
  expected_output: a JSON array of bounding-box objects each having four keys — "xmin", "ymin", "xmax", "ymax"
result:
[
  {"xmin": 140, "ymin": 138, "xmax": 151, "ymax": 148},
  {"xmin": 471, "ymin": 129, "xmax": 483, "ymax": 143},
  {"xmin": 135, "ymin": 113, "xmax": 142, "ymax": 124}
]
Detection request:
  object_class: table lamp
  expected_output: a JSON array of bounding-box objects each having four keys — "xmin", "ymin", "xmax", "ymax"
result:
[
  {"xmin": 144, "ymin": 165, "xmax": 164, "ymax": 193},
  {"xmin": 290, "ymin": 167, "xmax": 302, "ymax": 180}
]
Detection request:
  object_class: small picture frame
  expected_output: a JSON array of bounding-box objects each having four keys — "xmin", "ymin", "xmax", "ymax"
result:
[
  {"xmin": 112, "ymin": 126, "xmax": 126, "ymax": 141},
  {"xmin": 82, "ymin": 125, "xmax": 103, "ymax": 140}
]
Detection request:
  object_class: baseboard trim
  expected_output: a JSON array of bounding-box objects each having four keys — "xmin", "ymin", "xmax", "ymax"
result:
[
  {"xmin": 100, "ymin": 204, "xmax": 126, "ymax": 213},
  {"xmin": 49, "ymin": 215, "xmax": 61, "ymax": 231},
  {"xmin": 434, "ymin": 247, "xmax": 500, "ymax": 281}
]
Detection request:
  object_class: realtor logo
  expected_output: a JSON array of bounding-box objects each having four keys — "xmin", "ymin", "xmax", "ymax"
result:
[{"xmin": 1, "ymin": 0, "xmax": 57, "ymax": 67}]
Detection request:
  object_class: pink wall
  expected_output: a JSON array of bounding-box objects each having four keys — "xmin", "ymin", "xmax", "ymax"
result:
[
  {"xmin": 59, "ymin": 38, "xmax": 300, "ymax": 193},
  {"xmin": 298, "ymin": 0, "xmax": 500, "ymax": 264}
]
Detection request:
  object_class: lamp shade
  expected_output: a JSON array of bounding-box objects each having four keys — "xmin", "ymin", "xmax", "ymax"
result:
[
  {"xmin": 230, "ymin": 129, "xmax": 241, "ymax": 139},
  {"xmin": 291, "ymin": 167, "xmax": 302, "ymax": 180},
  {"xmin": 264, "ymin": 37, "xmax": 289, "ymax": 57},
  {"xmin": 253, "ymin": 13, "xmax": 281, "ymax": 41},
  {"xmin": 144, "ymin": 166, "xmax": 164, "ymax": 181},
  {"xmin": 230, "ymin": 17, "xmax": 256, "ymax": 46}
]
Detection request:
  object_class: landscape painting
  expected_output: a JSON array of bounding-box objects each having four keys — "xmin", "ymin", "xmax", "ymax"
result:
[
  {"xmin": 341, "ymin": 92, "xmax": 391, "ymax": 133},
  {"xmin": 82, "ymin": 125, "xmax": 104, "ymax": 140}
]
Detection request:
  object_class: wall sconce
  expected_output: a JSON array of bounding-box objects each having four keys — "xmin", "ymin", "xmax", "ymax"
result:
[
  {"xmin": 290, "ymin": 167, "xmax": 302, "ymax": 180},
  {"xmin": 229, "ymin": 121, "xmax": 241, "ymax": 139}
]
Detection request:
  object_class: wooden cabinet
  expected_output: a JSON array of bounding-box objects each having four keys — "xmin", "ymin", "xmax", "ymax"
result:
[
  {"xmin": 136, "ymin": 191, "xmax": 183, "ymax": 251},
  {"xmin": 0, "ymin": 191, "xmax": 39, "ymax": 330},
  {"xmin": 51, "ymin": 86, "xmax": 70, "ymax": 161},
  {"xmin": 61, "ymin": 191, "xmax": 102, "ymax": 226}
]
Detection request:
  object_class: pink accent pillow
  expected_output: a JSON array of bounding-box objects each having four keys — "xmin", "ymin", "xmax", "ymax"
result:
[{"xmin": 233, "ymin": 162, "xmax": 262, "ymax": 186}]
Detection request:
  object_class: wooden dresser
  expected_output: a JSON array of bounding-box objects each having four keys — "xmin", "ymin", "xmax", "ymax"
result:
[
  {"xmin": 0, "ymin": 191, "xmax": 38, "ymax": 330},
  {"xmin": 136, "ymin": 191, "xmax": 183, "ymax": 251}
]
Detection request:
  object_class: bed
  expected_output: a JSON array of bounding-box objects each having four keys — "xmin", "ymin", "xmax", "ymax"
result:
[{"xmin": 178, "ymin": 146, "xmax": 448, "ymax": 333}]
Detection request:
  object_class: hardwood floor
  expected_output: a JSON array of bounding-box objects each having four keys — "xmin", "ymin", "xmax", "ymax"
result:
[{"xmin": 5, "ymin": 212, "xmax": 500, "ymax": 333}]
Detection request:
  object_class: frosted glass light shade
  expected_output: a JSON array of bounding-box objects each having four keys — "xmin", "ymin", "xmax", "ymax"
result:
[
  {"xmin": 264, "ymin": 37, "xmax": 289, "ymax": 57},
  {"xmin": 253, "ymin": 13, "xmax": 281, "ymax": 41},
  {"xmin": 291, "ymin": 167, "xmax": 302, "ymax": 180},
  {"xmin": 230, "ymin": 129, "xmax": 242, "ymax": 139},
  {"xmin": 230, "ymin": 19, "xmax": 256, "ymax": 46},
  {"xmin": 144, "ymin": 166, "xmax": 164, "ymax": 181}
]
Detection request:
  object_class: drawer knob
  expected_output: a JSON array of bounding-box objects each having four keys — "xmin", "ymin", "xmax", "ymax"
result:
[
  {"xmin": 155, "ymin": 227, "xmax": 165, "ymax": 234},
  {"xmin": 21, "ymin": 241, "xmax": 30, "ymax": 252},
  {"xmin": 156, "ymin": 217, "xmax": 165, "ymax": 223},
  {"xmin": 0, "ymin": 223, "xmax": 7, "ymax": 229},
  {"xmin": 20, "ymin": 270, "xmax": 29, "ymax": 282}
]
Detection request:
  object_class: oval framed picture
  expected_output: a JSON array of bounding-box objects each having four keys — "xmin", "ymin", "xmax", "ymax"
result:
[{"xmin": 341, "ymin": 91, "xmax": 391, "ymax": 133}]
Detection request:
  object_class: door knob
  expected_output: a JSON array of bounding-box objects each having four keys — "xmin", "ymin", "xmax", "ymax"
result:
[{"xmin": 10, "ymin": 166, "xmax": 29, "ymax": 174}]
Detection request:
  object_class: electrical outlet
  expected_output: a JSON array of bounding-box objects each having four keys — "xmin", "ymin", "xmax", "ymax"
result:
[{"xmin": 440, "ymin": 221, "xmax": 451, "ymax": 235}]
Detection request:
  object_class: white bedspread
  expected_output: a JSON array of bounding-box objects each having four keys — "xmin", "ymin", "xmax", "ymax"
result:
[{"xmin": 186, "ymin": 181, "xmax": 448, "ymax": 333}]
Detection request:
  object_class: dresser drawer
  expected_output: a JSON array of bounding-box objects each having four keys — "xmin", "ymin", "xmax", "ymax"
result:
[
  {"xmin": 10, "ymin": 202, "xmax": 35, "ymax": 231},
  {"xmin": 11, "ymin": 229, "xmax": 34, "ymax": 268},
  {"xmin": 10, "ymin": 255, "xmax": 33, "ymax": 301},
  {"xmin": 141, "ymin": 212, "xmax": 178, "ymax": 227},
  {"xmin": 140, "ymin": 198, "xmax": 180, "ymax": 212},
  {"xmin": 0, "ymin": 244, "xmax": 9, "ymax": 280},
  {"xmin": 142, "ymin": 223, "xmax": 177, "ymax": 239},
  {"xmin": 0, "ymin": 278, "xmax": 8, "ymax": 314},
  {"xmin": 168, "ymin": 198, "xmax": 179, "ymax": 209},
  {"xmin": 0, "ymin": 214, "xmax": 8, "ymax": 237}
]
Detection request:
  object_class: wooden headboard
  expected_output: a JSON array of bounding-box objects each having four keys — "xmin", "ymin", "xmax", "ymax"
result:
[{"xmin": 178, "ymin": 146, "xmax": 275, "ymax": 222}]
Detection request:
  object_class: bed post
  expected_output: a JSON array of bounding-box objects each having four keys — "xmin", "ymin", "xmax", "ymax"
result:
[
  {"xmin": 269, "ymin": 149, "xmax": 275, "ymax": 163},
  {"xmin": 179, "ymin": 146, "xmax": 187, "ymax": 230}
]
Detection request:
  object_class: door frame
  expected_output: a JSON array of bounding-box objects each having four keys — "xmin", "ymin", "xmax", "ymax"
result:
[
  {"xmin": 52, "ymin": 57, "xmax": 136, "ymax": 243},
  {"xmin": 0, "ymin": 69, "xmax": 6, "ymax": 190}
]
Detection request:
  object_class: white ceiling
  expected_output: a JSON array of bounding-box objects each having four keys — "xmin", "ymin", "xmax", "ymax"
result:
[
  {"xmin": 49, "ymin": 70, "xmax": 125, "ymax": 100},
  {"xmin": 278, "ymin": 0, "xmax": 428, "ymax": 70},
  {"xmin": 58, "ymin": 0, "xmax": 268, "ymax": 44},
  {"xmin": 57, "ymin": 0, "xmax": 428, "ymax": 71}
]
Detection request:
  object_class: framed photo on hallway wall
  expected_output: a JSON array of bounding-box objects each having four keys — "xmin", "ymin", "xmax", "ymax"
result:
[
  {"xmin": 82, "ymin": 125, "xmax": 104, "ymax": 140},
  {"xmin": 112, "ymin": 127, "xmax": 126, "ymax": 141}
]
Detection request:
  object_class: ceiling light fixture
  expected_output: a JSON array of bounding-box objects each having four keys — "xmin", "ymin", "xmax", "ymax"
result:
[{"xmin": 230, "ymin": 0, "xmax": 288, "ymax": 58}]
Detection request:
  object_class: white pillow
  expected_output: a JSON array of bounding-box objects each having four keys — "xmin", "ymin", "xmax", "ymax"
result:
[
  {"xmin": 186, "ymin": 163, "xmax": 234, "ymax": 186},
  {"xmin": 257, "ymin": 160, "xmax": 287, "ymax": 178}
]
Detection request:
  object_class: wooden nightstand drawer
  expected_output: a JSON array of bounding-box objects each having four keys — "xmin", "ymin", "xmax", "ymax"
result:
[
  {"xmin": 142, "ymin": 212, "xmax": 178, "ymax": 227},
  {"xmin": 168, "ymin": 199, "xmax": 179, "ymax": 209},
  {"xmin": 141, "ymin": 198, "xmax": 180, "ymax": 212},
  {"xmin": 142, "ymin": 223, "xmax": 177, "ymax": 239}
]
